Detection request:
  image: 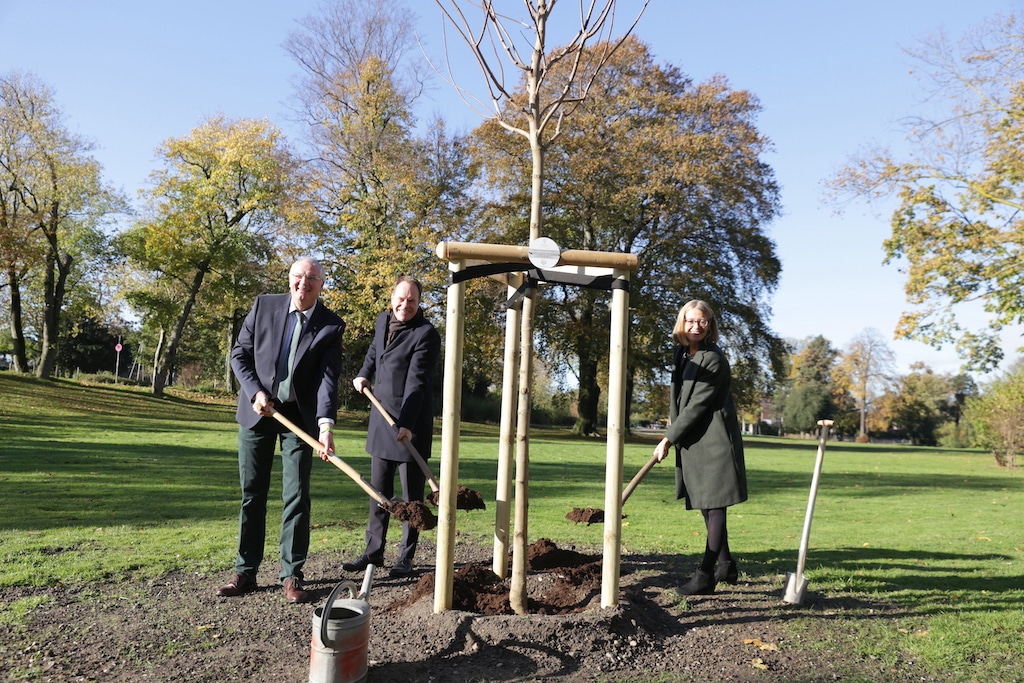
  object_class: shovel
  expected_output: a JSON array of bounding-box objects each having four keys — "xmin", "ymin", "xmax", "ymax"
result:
[
  {"xmin": 360, "ymin": 387, "xmax": 484, "ymax": 510},
  {"xmin": 566, "ymin": 451, "xmax": 661, "ymax": 525},
  {"xmin": 268, "ymin": 407, "xmax": 437, "ymax": 531},
  {"xmin": 783, "ymin": 418, "xmax": 834, "ymax": 605}
]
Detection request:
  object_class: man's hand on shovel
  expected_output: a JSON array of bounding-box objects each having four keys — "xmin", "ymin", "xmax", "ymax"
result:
[{"xmin": 254, "ymin": 392, "xmax": 332, "ymax": 459}]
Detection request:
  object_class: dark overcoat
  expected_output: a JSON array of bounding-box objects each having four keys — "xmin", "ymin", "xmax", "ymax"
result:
[
  {"xmin": 231, "ymin": 293, "xmax": 345, "ymax": 431},
  {"xmin": 357, "ymin": 309, "xmax": 441, "ymax": 462},
  {"xmin": 664, "ymin": 341, "xmax": 747, "ymax": 510}
]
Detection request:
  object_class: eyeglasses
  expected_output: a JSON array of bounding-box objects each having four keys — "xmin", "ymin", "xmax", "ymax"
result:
[
  {"xmin": 290, "ymin": 273, "xmax": 324, "ymax": 282},
  {"xmin": 684, "ymin": 318, "xmax": 709, "ymax": 329}
]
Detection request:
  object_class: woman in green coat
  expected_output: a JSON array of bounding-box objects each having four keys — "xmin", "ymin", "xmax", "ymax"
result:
[{"xmin": 653, "ymin": 300, "xmax": 747, "ymax": 595}]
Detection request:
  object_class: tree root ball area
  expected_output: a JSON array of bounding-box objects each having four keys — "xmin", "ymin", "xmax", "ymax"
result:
[
  {"xmin": 0, "ymin": 538, "xmax": 947, "ymax": 682},
  {"xmin": 391, "ymin": 538, "xmax": 601, "ymax": 616}
]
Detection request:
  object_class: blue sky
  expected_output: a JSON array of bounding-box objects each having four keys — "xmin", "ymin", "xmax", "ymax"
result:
[{"xmin": 2, "ymin": 0, "xmax": 1021, "ymax": 380}]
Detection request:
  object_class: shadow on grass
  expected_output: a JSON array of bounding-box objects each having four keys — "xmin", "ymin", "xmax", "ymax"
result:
[{"xmin": 624, "ymin": 545, "xmax": 1024, "ymax": 625}]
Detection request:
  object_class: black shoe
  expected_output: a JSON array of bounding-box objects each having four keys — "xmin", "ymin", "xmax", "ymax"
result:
[
  {"xmin": 679, "ymin": 568, "xmax": 716, "ymax": 595},
  {"xmin": 389, "ymin": 559, "xmax": 413, "ymax": 577},
  {"xmin": 715, "ymin": 560, "xmax": 739, "ymax": 585},
  {"xmin": 342, "ymin": 554, "xmax": 381, "ymax": 572}
]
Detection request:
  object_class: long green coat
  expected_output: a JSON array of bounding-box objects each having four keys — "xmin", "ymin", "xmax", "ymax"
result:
[{"xmin": 664, "ymin": 341, "xmax": 747, "ymax": 510}]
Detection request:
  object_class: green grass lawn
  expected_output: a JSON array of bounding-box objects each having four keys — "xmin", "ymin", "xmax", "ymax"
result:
[{"xmin": 1, "ymin": 373, "xmax": 1021, "ymax": 681}]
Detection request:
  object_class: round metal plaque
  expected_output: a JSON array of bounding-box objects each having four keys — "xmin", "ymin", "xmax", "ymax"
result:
[{"xmin": 528, "ymin": 237, "xmax": 561, "ymax": 269}]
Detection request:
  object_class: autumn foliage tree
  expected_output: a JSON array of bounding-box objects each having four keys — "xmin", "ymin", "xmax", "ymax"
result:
[
  {"xmin": 837, "ymin": 328, "xmax": 896, "ymax": 440},
  {"xmin": 0, "ymin": 71, "xmax": 124, "ymax": 378},
  {"xmin": 118, "ymin": 115, "xmax": 303, "ymax": 396},
  {"xmin": 965, "ymin": 359, "xmax": 1024, "ymax": 467},
  {"xmin": 285, "ymin": 0, "xmax": 473, "ymax": 358},
  {"xmin": 831, "ymin": 12, "xmax": 1024, "ymax": 372},
  {"xmin": 782, "ymin": 335, "xmax": 839, "ymax": 434}
]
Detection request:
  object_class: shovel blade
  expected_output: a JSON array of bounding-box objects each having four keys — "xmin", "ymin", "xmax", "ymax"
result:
[{"xmin": 782, "ymin": 571, "xmax": 808, "ymax": 605}]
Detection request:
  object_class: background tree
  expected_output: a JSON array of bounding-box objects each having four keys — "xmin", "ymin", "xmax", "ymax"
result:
[
  {"xmin": 285, "ymin": 0, "xmax": 476, "ymax": 394},
  {"xmin": 0, "ymin": 71, "xmax": 124, "ymax": 378},
  {"xmin": 831, "ymin": 12, "xmax": 1024, "ymax": 372},
  {"xmin": 118, "ymin": 115, "xmax": 301, "ymax": 397},
  {"xmin": 887, "ymin": 362, "xmax": 955, "ymax": 446},
  {"xmin": 943, "ymin": 372, "xmax": 979, "ymax": 447},
  {"xmin": 964, "ymin": 358, "xmax": 1024, "ymax": 467},
  {"xmin": 782, "ymin": 335, "xmax": 839, "ymax": 434},
  {"xmin": 54, "ymin": 316, "xmax": 123, "ymax": 376},
  {"xmin": 837, "ymin": 328, "xmax": 896, "ymax": 440}
]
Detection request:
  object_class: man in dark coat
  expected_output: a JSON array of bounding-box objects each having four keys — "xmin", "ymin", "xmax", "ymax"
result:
[
  {"xmin": 217, "ymin": 257, "xmax": 345, "ymax": 603},
  {"xmin": 343, "ymin": 275, "xmax": 441, "ymax": 577}
]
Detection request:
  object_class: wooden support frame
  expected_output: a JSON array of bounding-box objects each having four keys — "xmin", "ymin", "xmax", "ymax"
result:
[{"xmin": 433, "ymin": 241, "xmax": 639, "ymax": 612}]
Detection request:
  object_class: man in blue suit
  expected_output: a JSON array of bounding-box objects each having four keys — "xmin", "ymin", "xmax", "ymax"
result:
[
  {"xmin": 343, "ymin": 275, "xmax": 440, "ymax": 578},
  {"xmin": 217, "ymin": 257, "xmax": 345, "ymax": 603}
]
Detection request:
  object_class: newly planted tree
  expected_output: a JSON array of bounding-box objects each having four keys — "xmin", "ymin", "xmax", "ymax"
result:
[{"xmin": 436, "ymin": 0, "xmax": 647, "ymax": 614}]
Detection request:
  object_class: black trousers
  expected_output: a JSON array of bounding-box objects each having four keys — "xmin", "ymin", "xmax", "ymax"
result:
[{"xmin": 362, "ymin": 456, "xmax": 426, "ymax": 564}]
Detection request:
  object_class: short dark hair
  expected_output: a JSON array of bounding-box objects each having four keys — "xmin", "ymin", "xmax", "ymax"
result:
[{"xmin": 393, "ymin": 275, "xmax": 422, "ymax": 297}]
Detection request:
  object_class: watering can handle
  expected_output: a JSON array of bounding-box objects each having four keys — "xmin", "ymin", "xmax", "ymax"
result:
[{"xmin": 319, "ymin": 580, "xmax": 358, "ymax": 647}]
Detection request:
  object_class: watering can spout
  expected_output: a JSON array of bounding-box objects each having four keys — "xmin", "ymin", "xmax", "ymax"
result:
[{"xmin": 357, "ymin": 564, "xmax": 376, "ymax": 601}]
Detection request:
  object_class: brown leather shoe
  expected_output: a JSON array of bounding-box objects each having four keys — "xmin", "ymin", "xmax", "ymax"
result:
[
  {"xmin": 216, "ymin": 572, "xmax": 256, "ymax": 597},
  {"xmin": 283, "ymin": 576, "xmax": 310, "ymax": 604}
]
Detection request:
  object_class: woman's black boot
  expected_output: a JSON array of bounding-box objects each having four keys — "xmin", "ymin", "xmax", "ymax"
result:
[
  {"xmin": 715, "ymin": 560, "xmax": 738, "ymax": 585},
  {"xmin": 679, "ymin": 568, "xmax": 716, "ymax": 595}
]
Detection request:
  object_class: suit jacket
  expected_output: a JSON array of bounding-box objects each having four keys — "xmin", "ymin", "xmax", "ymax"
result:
[
  {"xmin": 358, "ymin": 309, "xmax": 441, "ymax": 462},
  {"xmin": 231, "ymin": 293, "xmax": 345, "ymax": 431},
  {"xmin": 664, "ymin": 341, "xmax": 747, "ymax": 510}
]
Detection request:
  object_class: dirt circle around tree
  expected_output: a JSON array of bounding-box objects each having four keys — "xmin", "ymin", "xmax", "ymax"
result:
[{"xmin": 2, "ymin": 538, "xmax": 945, "ymax": 682}]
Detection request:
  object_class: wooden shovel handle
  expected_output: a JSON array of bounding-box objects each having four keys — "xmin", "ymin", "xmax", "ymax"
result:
[
  {"xmin": 361, "ymin": 387, "xmax": 440, "ymax": 494},
  {"xmin": 621, "ymin": 452, "xmax": 661, "ymax": 506},
  {"xmin": 268, "ymin": 407, "xmax": 389, "ymax": 506}
]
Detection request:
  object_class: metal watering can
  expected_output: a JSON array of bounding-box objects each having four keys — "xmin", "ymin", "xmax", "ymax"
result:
[{"xmin": 309, "ymin": 565, "xmax": 376, "ymax": 683}]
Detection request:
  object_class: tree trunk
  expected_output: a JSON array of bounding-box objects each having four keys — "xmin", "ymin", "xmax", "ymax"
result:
[
  {"xmin": 574, "ymin": 356, "xmax": 601, "ymax": 436},
  {"xmin": 223, "ymin": 322, "xmax": 233, "ymax": 390},
  {"xmin": 5, "ymin": 267, "xmax": 29, "ymax": 373},
  {"xmin": 36, "ymin": 248, "xmax": 72, "ymax": 379},
  {"xmin": 572, "ymin": 296, "xmax": 600, "ymax": 436},
  {"xmin": 510, "ymin": 33, "xmax": 548, "ymax": 616},
  {"xmin": 153, "ymin": 266, "xmax": 208, "ymax": 397}
]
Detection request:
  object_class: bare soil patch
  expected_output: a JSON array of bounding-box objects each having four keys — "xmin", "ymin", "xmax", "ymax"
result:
[{"xmin": 1, "ymin": 539, "xmax": 946, "ymax": 682}]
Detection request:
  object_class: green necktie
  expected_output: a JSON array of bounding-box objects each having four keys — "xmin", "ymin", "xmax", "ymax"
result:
[{"xmin": 276, "ymin": 310, "xmax": 303, "ymax": 402}]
